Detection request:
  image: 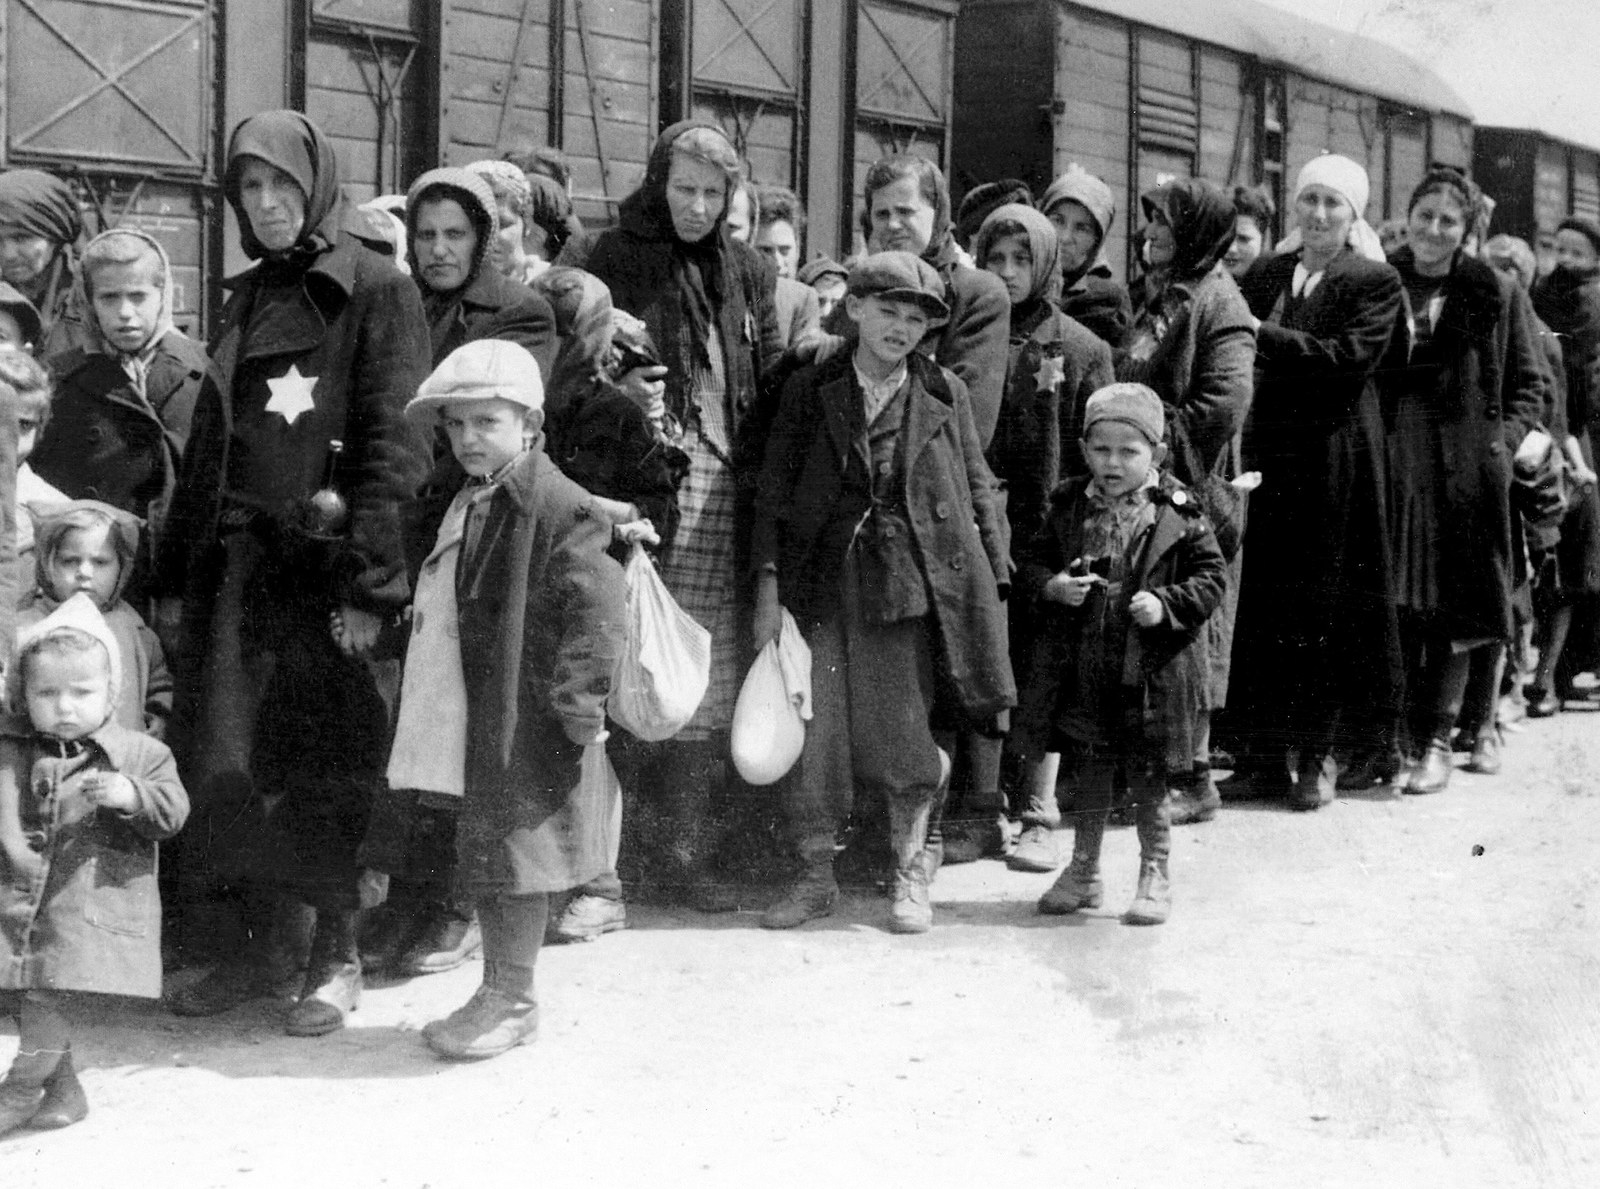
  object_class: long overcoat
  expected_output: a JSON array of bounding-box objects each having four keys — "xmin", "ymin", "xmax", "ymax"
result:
[
  {"xmin": 0, "ymin": 720, "xmax": 188, "ymax": 997},
  {"xmin": 395, "ymin": 448, "xmax": 626, "ymax": 896},
  {"xmin": 1233, "ymin": 248, "xmax": 1408, "ymax": 751},
  {"xmin": 1386, "ymin": 247, "xmax": 1548, "ymax": 640},
  {"xmin": 1534, "ymin": 266, "xmax": 1600, "ymax": 594},
  {"xmin": 1013, "ymin": 473, "xmax": 1227, "ymax": 752},
  {"xmin": 753, "ymin": 350, "xmax": 1016, "ymax": 724}
]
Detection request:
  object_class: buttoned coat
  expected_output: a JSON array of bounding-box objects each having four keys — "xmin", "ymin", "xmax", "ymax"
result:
[
  {"xmin": 392, "ymin": 447, "xmax": 627, "ymax": 896},
  {"xmin": 421, "ymin": 264, "xmax": 558, "ymax": 379},
  {"xmin": 753, "ymin": 350, "xmax": 1016, "ymax": 723},
  {"xmin": 0, "ymin": 720, "xmax": 188, "ymax": 998}
]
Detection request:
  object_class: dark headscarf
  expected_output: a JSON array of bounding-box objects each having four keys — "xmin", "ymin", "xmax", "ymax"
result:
[
  {"xmin": 223, "ymin": 110, "xmax": 342, "ymax": 262},
  {"xmin": 1140, "ymin": 179, "xmax": 1237, "ymax": 282},
  {"xmin": 526, "ymin": 173, "xmax": 580, "ymax": 258},
  {"xmin": 0, "ymin": 170, "xmax": 82, "ymax": 247},
  {"xmin": 617, "ymin": 120, "xmax": 737, "ymax": 366},
  {"xmin": 955, "ymin": 179, "xmax": 1033, "ymax": 248}
]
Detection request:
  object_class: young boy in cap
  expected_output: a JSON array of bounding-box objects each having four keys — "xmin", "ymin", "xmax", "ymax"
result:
[
  {"xmin": 752, "ymin": 250, "xmax": 1014, "ymax": 934},
  {"xmin": 1013, "ymin": 382, "xmax": 1226, "ymax": 925},
  {"xmin": 360, "ymin": 338, "xmax": 626, "ymax": 1059}
]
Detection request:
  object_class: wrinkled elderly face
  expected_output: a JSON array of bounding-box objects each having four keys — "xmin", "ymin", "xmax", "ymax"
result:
[
  {"xmin": 665, "ymin": 152, "xmax": 727, "ymax": 244},
  {"xmin": 237, "ymin": 157, "xmax": 307, "ymax": 254},
  {"xmin": 1295, "ymin": 184, "xmax": 1355, "ymax": 260},
  {"xmin": 413, "ymin": 197, "xmax": 479, "ymax": 293},
  {"xmin": 1047, "ymin": 199, "xmax": 1101, "ymax": 274}
]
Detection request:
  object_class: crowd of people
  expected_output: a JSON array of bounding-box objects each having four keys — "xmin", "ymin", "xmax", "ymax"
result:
[{"xmin": 0, "ymin": 107, "xmax": 1595, "ymax": 1129}]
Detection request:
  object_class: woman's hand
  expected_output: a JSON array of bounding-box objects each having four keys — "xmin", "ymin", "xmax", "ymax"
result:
[
  {"xmin": 614, "ymin": 519, "xmax": 661, "ymax": 547},
  {"xmin": 753, "ymin": 573, "xmax": 782, "ymax": 650},
  {"xmin": 617, "ymin": 365, "xmax": 669, "ymax": 421},
  {"xmin": 1043, "ymin": 572, "xmax": 1100, "ymax": 607},
  {"xmin": 358, "ymin": 868, "xmax": 390, "ymax": 910},
  {"xmin": 331, "ymin": 606, "xmax": 383, "ymax": 658},
  {"xmin": 1130, "ymin": 591, "xmax": 1166, "ymax": 627}
]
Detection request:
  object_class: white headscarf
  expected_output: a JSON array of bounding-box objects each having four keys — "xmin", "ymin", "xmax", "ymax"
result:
[{"xmin": 1275, "ymin": 154, "xmax": 1388, "ymax": 264}]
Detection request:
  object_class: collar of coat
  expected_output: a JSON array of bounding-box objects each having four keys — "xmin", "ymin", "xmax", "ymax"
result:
[
  {"xmin": 812, "ymin": 347, "xmax": 956, "ymax": 470},
  {"xmin": 0, "ymin": 712, "xmax": 147, "ymax": 769},
  {"xmin": 222, "ymin": 224, "xmax": 369, "ymax": 298},
  {"xmin": 1051, "ymin": 470, "xmax": 1205, "ymax": 569},
  {"xmin": 1388, "ymin": 244, "xmax": 1505, "ymax": 346}
]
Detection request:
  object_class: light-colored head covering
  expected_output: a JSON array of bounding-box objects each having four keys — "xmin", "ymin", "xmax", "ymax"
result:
[
  {"xmin": 76, "ymin": 228, "xmax": 176, "ymax": 356},
  {"xmin": 356, "ymin": 195, "xmax": 409, "ymax": 274},
  {"xmin": 1040, "ymin": 164, "xmax": 1117, "ymax": 279},
  {"xmin": 7, "ymin": 590, "xmax": 122, "ymax": 721},
  {"xmin": 405, "ymin": 338, "xmax": 544, "ymax": 423},
  {"xmin": 405, "ymin": 166, "xmax": 499, "ymax": 286},
  {"xmin": 1283, "ymin": 153, "xmax": 1386, "ymax": 263}
]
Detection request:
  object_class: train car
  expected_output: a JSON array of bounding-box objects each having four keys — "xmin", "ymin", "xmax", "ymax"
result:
[
  {"xmin": 1474, "ymin": 125, "xmax": 1600, "ymax": 267},
  {"xmin": 952, "ymin": 0, "xmax": 1474, "ymax": 278}
]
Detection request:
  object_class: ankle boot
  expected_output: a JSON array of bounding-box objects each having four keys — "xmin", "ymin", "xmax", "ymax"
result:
[
  {"xmin": 1405, "ymin": 738, "xmax": 1453, "ymax": 795},
  {"xmin": 1124, "ymin": 858, "xmax": 1171, "ymax": 925},
  {"xmin": 28, "ymin": 1046, "xmax": 88, "ymax": 1130},
  {"xmin": 167, "ymin": 891, "xmax": 286, "ymax": 1017},
  {"xmin": 1290, "ymin": 751, "xmax": 1336, "ymax": 811},
  {"xmin": 0, "ymin": 1047, "xmax": 64, "ymax": 1138},
  {"xmin": 886, "ymin": 795, "xmax": 934, "ymax": 934},
  {"xmin": 762, "ymin": 839, "xmax": 839, "ymax": 929},
  {"xmin": 1466, "ymin": 728, "xmax": 1502, "ymax": 776},
  {"xmin": 286, "ymin": 909, "xmax": 362, "ymax": 1037},
  {"xmin": 1038, "ymin": 816, "xmax": 1105, "ymax": 914}
]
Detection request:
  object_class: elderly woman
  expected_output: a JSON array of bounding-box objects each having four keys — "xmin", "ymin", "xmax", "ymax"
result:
[
  {"xmin": 1233, "ymin": 154, "xmax": 1408, "ymax": 809},
  {"xmin": 1531, "ymin": 216, "xmax": 1600, "ymax": 712},
  {"xmin": 565, "ymin": 121, "xmax": 781, "ymax": 908},
  {"xmin": 1040, "ymin": 164, "xmax": 1133, "ymax": 350},
  {"xmin": 1386, "ymin": 171, "xmax": 1548, "ymax": 792},
  {"xmin": 159, "ymin": 111, "xmax": 432, "ymax": 1034},
  {"xmin": 0, "ymin": 169, "xmax": 90, "ymax": 357},
  {"xmin": 1120, "ymin": 179, "xmax": 1256, "ymax": 824}
]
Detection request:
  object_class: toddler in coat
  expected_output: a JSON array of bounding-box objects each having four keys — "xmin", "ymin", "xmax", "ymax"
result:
[
  {"xmin": 359, "ymin": 339, "xmax": 626, "ymax": 1060},
  {"xmin": 1015, "ymin": 383, "xmax": 1225, "ymax": 924},
  {"xmin": 0, "ymin": 593, "xmax": 188, "ymax": 1136}
]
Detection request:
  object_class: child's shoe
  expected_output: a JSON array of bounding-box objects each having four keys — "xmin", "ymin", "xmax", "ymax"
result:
[
  {"xmin": 1007, "ymin": 824, "xmax": 1061, "ymax": 872},
  {"xmin": 424, "ymin": 986, "xmax": 539, "ymax": 1060},
  {"xmin": 1037, "ymin": 857, "xmax": 1103, "ymax": 913},
  {"xmin": 0, "ymin": 1048, "xmax": 60, "ymax": 1138},
  {"xmin": 1123, "ymin": 858, "xmax": 1171, "ymax": 926},
  {"xmin": 27, "ymin": 1048, "xmax": 87, "ymax": 1130},
  {"xmin": 887, "ymin": 856, "xmax": 933, "ymax": 934}
]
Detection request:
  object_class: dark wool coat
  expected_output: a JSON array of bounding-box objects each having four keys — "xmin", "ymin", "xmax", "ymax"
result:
[
  {"xmin": 0, "ymin": 720, "xmax": 188, "ymax": 998},
  {"xmin": 925, "ymin": 240, "xmax": 1012, "ymax": 449},
  {"xmin": 1014, "ymin": 473, "xmax": 1226, "ymax": 753},
  {"xmin": 1386, "ymin": 247, "xmax": 1548, "ymax": 640},
  {"xmin": 34, "ymin": 331, "xmax": 209, "ymax": 539},
  {"xmin": 388, "ymin": 448, "xmax": 626, "ymax": 896},
  {"xmin": 753, "ymin": 350, "xmax": 1016, "ymax": 723},
  {"xmin": 1233, "ymin": 248, "xmax": 1408, "ymax": 751},
  {"xmin": 422, "ymin": 265, "xmax": 558, "ymax": 378},
  {"xmin": 1062, "ymin": 266, "xmax": 1133, "ymax": 351},
  {"xmin": 1534, "ymin": 267, "xmax": 1600, "ymax": 593},
  {"xmin": 157, "ymin": 231, "xmax": 432, "ymax": 615}
]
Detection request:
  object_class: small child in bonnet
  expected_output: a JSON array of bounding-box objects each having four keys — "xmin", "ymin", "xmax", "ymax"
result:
[{"xmin": 0, "ymin": 593, "xmax": 188, "ymax": 1136}]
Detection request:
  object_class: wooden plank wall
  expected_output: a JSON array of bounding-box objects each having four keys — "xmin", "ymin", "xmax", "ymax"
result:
[
  {"xmin": 1573, "ymin": 150, "xmax": 1600, "ymax": 223},
  {"xmin": 1052, "ymin": 5, "xmax": 1130, "ymax": 278},
  {"xmin": 1287, "ymin": 78, "xmax": 1383, "ymax": 219},
  {"xmin": 440, "ymin": 0, "xmax": 657, "ymax": 221},
  {"xmin": 1198, "ymin": 46, "xmax": 1250, "ymax": 188},
  {"xmin": 1433, "ymin": 114, "xmax": 1473, "ymax": 170},
  {"xmin": 1534, "ymin": 138, "xmax": 1569, "ymax": 238}
]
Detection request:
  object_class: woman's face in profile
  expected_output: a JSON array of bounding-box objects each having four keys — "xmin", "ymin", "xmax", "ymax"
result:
[{"xmin": 665, "ymin": 152, "xmax": 727, "ymax": 244}]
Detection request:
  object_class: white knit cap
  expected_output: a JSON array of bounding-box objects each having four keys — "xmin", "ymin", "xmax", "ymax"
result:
[{"xmin": 405, "ymin": 338, "xmax": 545, "ymax": 422}]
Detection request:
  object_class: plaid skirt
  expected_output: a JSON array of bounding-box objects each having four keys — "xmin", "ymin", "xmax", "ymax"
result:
[{"xmin": 659, "ymin": 426, "xmax": 741, "ymax": 740}]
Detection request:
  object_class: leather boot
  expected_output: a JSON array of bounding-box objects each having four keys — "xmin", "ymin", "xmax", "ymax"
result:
[
  {"xmin": 424, "ymin": 985, "xmax": 539, "ymax": 1061},
  {"xmin": 167, "ymin": 890, "xmax": 288, "ymax": 1016},
  {"xmin": 0, "ymin": 1047, "xmax": 62, "ymax": 1139},
  {"xmin": 762, "ymin": 837, "xmax": 839, "ymax": 929},
  {"xmin": 1289, "ymin": 751, "xmax": 1336, "ymax": 811},
  {"xmin": 28, "ymin": 1046, "xmax": 87, "ymax": 1130},
  {"xmin": 400, "ymin": 909, "xmax": 482, "ymax": 975},
  {"xmin": 285, "ymin": 910, "xmax": 362, "ymax": 1037},
  {"xmin": 1125, "ymin": 797, "xmax": 1171, "ymax": 925},
  {"xmin": 1405, "ymin": 738, "xmax": 1453, "ymax": 795},
  {"xmin": 886, "ymin": 795, "xmax": 934, "ymax": 934},
  {"xmin": 1039, "ymin": 815, "xmax": 1105, "ymax": 914},
  {"xmin": 1166, "ymin": 769, "xmax": 1220, "ymax": 826}
]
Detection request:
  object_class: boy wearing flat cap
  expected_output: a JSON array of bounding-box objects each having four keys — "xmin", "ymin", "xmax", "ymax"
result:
[
  {"xmin": 752, "ymin": 251, "xmax": 1015, "ymax": 934},
  {"xmin": 1013, "ymin": 382, "xmax": 1226, "ymax": 926},
  {"xmin": 361, "ymin": 338, "xmax": 626, "ymax": 1059}
]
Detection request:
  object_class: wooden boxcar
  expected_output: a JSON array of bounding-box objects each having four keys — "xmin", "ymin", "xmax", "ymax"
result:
[
  {"xmin": 1474, "ymin": 125, "xmax": 1600, "ymax": 264},
  {"xmin": 952, "ymin": 0, "xmax": 1475, "ymax": 279}
]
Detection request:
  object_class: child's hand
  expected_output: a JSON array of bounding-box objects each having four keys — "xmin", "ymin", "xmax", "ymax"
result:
[
  {"xmin": 614, "ymin": 519, "xmax": 661, "ymax": 546},
  {"xmin": 81, "ymin": 771, "xmax": 138, "ymax": 812},
  {"xmin": 358, "ymin": 868, "xmax": 390, "ymax": 910},
  {"xmin": 1130, "ymin": 591, "xmax": 1165, "ymax": 627},
  {"xmin": 1043, "ymin": 572, "xmax": 1100, "ymax": 607},
  {"xmin": 331, "ymin": 606, "xmax": 382, "ymax": 658}
]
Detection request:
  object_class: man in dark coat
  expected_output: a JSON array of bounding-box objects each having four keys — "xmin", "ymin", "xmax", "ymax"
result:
[{"xmin": 159, "ymin": 111, "xmax": 432, "ymax": 1037}]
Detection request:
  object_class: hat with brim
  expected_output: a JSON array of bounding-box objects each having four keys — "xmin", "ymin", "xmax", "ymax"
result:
[
  {"xmin": 405, "ymin": 338, "xmax": 544, "ymax": 423},
  {"xmin": 845, "ymin": 250, "xmax": 950, "ymax": 326}
]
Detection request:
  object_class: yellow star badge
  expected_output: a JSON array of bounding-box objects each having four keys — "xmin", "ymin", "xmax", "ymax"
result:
[
  {"xmin": 265, "ymin": 364, "xmax": 318, "ymax": 426},
  {"xmin": 1033, "ymin": 353, "xmax": 1066, "ymax": 392}
]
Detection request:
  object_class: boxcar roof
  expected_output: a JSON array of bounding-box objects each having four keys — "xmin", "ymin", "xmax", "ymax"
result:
[{"xmin": 1070, "ymin": 0, "xmax": 1473, "ymax": 119}]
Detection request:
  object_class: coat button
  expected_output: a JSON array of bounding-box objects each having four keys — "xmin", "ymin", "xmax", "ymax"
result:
[
  {"xmin": 935, "ymin": 501, "xmax": 950, "ymax": 520},
  {"xmin": 882, "ymin": 524, "xmax": 896, "ymax": 538},
  {"xmin": 951, "ymin": 556, "xmax": 964, "ymax": 570},
  {"xmin": 878, "ymin": 461, "xmax": 892, "ymax": 476}
]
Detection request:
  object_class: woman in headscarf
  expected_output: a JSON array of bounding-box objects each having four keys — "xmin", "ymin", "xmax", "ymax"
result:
[
  {"xmin": 1039, "ymin": 164, "xmax": 1134, "ymax": 350},
  {"xmin": 157, "ymin": 111, "xmax": 432, "ymax": 1035},
  {"xmin": 1385, "ymin": 169, "xmax": 1548, "ymax": 793},
  {"xmin": 1232, "ymin": 154, "xmax": 1408, "ymax": 810},
  {"xmin": 1119, "ymin": 179, "xmax": 1256, "ymax": 825},
  {"xmin": 969, "ymin": 202, "xmax": 1112, "ymax": 871},
  {"xmin": 562, "ymin": 121, "xmax": 782, "ymax": 909},
  {"xmin": 0, "ymin": 169, "xmax": 90, "ymax": 358},
  {"xmin": 1531, "ymin": 215, "xmax": 1600, "ymax": 712}
]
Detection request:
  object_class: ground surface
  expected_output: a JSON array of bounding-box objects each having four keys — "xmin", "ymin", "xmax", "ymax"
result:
[{"xmin": 5, "ymin": 707, "xmax": 1599, "ymax": 1189}]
